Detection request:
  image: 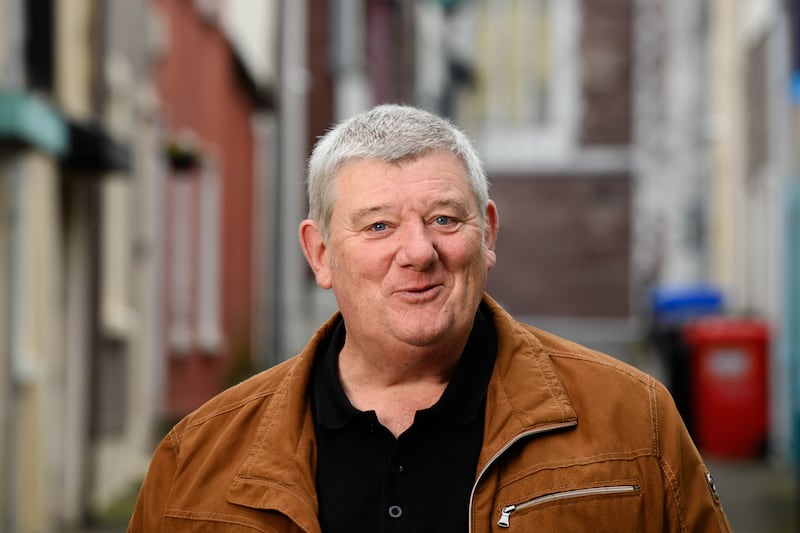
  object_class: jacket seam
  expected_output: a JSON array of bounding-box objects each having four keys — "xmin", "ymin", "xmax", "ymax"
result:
[
  {"xmin": 516, "ymin": 326, "xmax": 570, "ymax": 422},
  {"xmin": 659, "ymin": 456, "xmax": 689, "ymax": 533},
  {"xmin": 239, "ymin": 373, "xmax": 296, "ymax": 478},
  {"xmin": 228, "ymin": 478, "xmax": 319, "ymax": 532},
  {"xmin": 185, "ymin": 389, "xmax": 278, "ymax": 431},
  {"xmin": 169, "ymin": 391, "xmax": 277, "ymax": 464},
  {"xmin": 496, "ymin": 450, "xmax": 657, "ymax": 489},
  {"xmin": 547, "ymin": 349, "xmax": 652, "ymax": 386},
  {"xmin": 652, "ymin": 379, "xmax": 689, "ymax": 533},
  {"xmin": 167, "ymin": 430, "xmax": 181, "ymax": 468},
  {"xmin": 649, "ymin": 375, "xmax": 660, "ymax": 457},
  {"xmin": 165, "ymin": 508, "xmax": 277, "ymax": 532}
]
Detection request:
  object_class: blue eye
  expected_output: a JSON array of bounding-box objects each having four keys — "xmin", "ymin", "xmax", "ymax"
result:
[
  {"xmin": 434, "ymin": 216, "xmax": 451, "ymax": 225},
  {"xmin": 371, "ymin": 222, "xmax": 388, "ymax": 232}
]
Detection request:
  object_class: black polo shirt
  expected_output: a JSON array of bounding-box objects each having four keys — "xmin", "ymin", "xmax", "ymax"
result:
[{"xmin": 311, "ymin": 305, "xmax": 497, "ymax": 533}]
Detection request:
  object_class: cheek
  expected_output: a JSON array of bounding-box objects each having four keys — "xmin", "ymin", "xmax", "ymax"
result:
[
  {"xmin": 441, "ymin": 239, "xmax": 487, "ymax": 275},
  {"xmin": 332, "ymin": 242, "xmax": 391, "ymax": 280}
]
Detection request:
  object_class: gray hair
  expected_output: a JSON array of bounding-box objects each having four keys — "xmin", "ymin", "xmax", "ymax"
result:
[{"xmin": 306, "ymin": 104, "xmax": 489, "ymax": 240}]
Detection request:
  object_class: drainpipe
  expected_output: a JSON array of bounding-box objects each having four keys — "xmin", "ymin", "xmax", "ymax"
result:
[{"xmin": 276, "ymin": 0, "xmax": 310, "ymax": 360}]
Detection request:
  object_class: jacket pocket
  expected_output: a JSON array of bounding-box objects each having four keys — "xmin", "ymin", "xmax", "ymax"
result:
[
  {"xmin": 164, "ymin": 510, "xmax": 284, "ymax": 532},
  {"xmin": 497, "ymin": 484, "xmax": 640, "ymax": 528}
]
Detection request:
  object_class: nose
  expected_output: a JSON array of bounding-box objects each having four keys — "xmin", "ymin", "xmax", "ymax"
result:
[{"xmin": 395, "ymin": 220, "xmax": 439, "ymax": 270}]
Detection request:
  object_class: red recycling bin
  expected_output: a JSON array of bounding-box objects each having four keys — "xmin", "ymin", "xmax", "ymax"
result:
[{"xmin": 683, "ymin": 318, "xmax": 769, "ymax": 458}]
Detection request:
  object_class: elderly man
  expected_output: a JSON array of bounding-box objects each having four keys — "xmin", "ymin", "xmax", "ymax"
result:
[{"xmin": 128, "ymin": 104, "xmax": 731, "ymax": 532}]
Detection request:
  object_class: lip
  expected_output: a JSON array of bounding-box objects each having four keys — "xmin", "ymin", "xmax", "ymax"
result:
[
  {"xmin": 393, "ymin": 283, "xmax": 443, "ymax": 301},
  {"xmin": 396, "ymin": 281, "xmax": 441, "ymax": 293}
]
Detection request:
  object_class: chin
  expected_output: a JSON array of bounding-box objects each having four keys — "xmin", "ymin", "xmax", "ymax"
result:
[{"xmin": 395, "ymin": 319, "xmax": 467, "ymax": 348}]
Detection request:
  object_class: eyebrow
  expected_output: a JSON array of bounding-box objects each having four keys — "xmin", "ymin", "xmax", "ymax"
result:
[
  {"xmin": 349, "ymin": 197, "xmax": 471, "ymax": 226},
  {"xmin": 349, "ymin": 205, "xmax": 392, "ymax": 226},
  {"xmin": 431, "ymin": 197, "xmax": 470, "ymax": 215}
]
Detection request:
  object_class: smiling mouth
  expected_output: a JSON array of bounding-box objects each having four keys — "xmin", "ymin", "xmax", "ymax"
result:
[
  {"xmin": 402, "ymin": 282, "xmax": 438, "ymax": 292},
  {"xmin": 396, "ymin": 284, "xmax": 442, "ymax": 300}
]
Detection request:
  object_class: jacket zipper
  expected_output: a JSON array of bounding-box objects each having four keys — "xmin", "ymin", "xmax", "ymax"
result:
[
  {"xmin": 467, "ymin": 420, "xmax": 577, "ymax": 533},
  {"xmin": 497, "ymin": 484, "xmax": 640, "ymax": 528}
]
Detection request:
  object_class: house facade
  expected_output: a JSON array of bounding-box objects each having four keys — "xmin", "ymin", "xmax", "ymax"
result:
[{"xmin": 0, "ymin": 1, "xmax": 798, "ymax": 530}]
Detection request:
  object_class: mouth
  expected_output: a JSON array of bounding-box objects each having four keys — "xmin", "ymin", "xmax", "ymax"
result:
[{"xmin": 395, "ymin": 284, "xmax": 443, "ymax": 301}]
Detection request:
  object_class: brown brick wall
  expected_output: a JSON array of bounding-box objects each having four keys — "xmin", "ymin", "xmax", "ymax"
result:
[
  {"xmin": 580, "ymin": 0, "xmax": 633, "ymax": 146},
  {"xmin": 487, "ymin": 174, "xmax": 631, "ymax": 317}
]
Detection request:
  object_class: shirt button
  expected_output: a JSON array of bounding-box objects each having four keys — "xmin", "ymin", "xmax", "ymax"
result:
[
  {"xmin": 388, "ymin": 505, "xmax": 403, "ymax": 519},
  {"xmin": 391, "ymin": 464, "xmax": 404, "ymax": 474}
]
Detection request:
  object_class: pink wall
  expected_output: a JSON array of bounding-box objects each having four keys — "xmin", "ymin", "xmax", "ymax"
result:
[{"xmin": 155, "ymin": 0, "xmax": 257, "ymax": 418}]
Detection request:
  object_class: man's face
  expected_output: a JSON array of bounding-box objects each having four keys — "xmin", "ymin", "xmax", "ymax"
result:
[{"xmin": 301, "ymin": 150, "xmax": 499, "ymax": 352}]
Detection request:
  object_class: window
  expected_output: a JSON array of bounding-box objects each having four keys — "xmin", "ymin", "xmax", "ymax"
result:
[
  {"xmin": 167, "ymin": 174, "xmax": 194, "ymax": 355},
  {"xmin": 467, "ymin": 0, "xmax": 581, "ymax": 170},
  {"xmin": 195, "ymin": 152, "xmax": 222, "ymax": 352},
  {"xmin": 165, "ymin": 139, "xmax": 223, "ymax": 355},
  {"xmin": 100, "ymin": 175, "xmax": 134, "ymax": 337}
]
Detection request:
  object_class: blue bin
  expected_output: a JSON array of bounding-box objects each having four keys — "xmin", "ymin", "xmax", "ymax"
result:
[{"xmin": 651, "ymin": 284, "xmax": 724, "ymax": 325}]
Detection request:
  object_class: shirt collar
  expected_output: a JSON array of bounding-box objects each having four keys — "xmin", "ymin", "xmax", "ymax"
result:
[
  {"xmin": 312, "ymin": 319, "xmax": 356, "ymax": 429},
  {"xmin": 312, "ymin": 304, "xmax": 497, "ymax": 429}
]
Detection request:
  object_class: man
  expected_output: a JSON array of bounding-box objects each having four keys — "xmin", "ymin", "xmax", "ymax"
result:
[{"xmin": 128, "ymin": 104, "xmax": 731, "ymax": 532}]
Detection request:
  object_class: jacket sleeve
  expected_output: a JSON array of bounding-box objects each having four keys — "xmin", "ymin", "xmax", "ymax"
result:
[
  {"xmin": 654, "ymin": 381, "xmax": 732, "ymax": 532},
  {"xmin": 127, "ymin": 430, "xmax": 180, "ymax": 533}
]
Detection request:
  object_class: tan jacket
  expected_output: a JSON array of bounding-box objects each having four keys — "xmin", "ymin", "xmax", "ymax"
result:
[{"xmin": 128, "ymin": 296, "xmax": 731, "ymax": 532}]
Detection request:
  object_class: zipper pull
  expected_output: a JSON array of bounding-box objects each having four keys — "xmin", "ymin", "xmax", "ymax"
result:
[{"xmin": 498, "ymin": 505, "xmax": 516, "ymax": 528}]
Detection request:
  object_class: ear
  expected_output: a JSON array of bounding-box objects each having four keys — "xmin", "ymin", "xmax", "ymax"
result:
[
  {"xmin": 483, "ymin": 200, "xmax": 499, "ymax": 271},
  {"xmin": 299, "ymin": 219, "xmax": 333, "ymax": 289}
]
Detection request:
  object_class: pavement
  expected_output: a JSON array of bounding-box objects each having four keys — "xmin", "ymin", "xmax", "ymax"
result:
[{"xmin": 707, "ymin": 458, "xmax": 798, "ymax": 532}]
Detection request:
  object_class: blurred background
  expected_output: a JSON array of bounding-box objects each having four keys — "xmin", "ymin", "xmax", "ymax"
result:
[{"xmin": 0, "ymin": 0, "xmax": 798, "ymax": 531}]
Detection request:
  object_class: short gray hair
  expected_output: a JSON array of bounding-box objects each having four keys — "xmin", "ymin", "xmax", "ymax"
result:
[{"xmin": 306, "ymin": 104, "xmax": 489, "ymax": 240}]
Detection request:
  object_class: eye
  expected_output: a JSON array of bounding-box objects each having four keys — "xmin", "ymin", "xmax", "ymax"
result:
[
  {"xmin": 370, "ymin": 222, "xmax": 388, "ymax": 232},
  {"xmin": 433, "ymin": 215, "xmax": 452, "ymax": 226}
]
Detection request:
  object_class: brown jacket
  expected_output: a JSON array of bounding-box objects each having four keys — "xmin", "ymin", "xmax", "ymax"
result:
[{"xmin": 128, "ymin": 296, "xmax": 731, "ymax": 532}]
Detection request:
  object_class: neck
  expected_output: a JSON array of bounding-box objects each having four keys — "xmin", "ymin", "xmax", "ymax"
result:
[
  {"xmin": 337, "ymin": 339, "xmax": 466, "ymax": 437},
  {"xmin": 339, "ymin": 335, "xmax": 465, "ymax": 387}
]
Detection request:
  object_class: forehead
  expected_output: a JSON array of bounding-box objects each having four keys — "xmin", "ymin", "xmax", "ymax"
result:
[{"xmin": 333, "ymin": 152, "xmax": 470, "ymax": 194}]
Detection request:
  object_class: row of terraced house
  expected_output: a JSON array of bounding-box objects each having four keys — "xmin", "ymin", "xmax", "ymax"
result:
[{"xmin": 0, "ymin": 0, "xmax": 799, "ymax": 530}]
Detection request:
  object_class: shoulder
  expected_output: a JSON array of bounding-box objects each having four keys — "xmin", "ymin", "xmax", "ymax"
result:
[
  {"xmin": 167, "ymin": 355, "xmax": 306, "ymax": 450},
  {"xmin": 195, "ymin": 357, "xmax": 299, "ymax": 418},
  {"xmin": 486, "ymin": 295, "xmax": 678, "ymax": 433},
  {"xmin": 484, "ymin": 294, "xmax": 669, "ymax": 408},
  {"xmin": 163, "ymin": 313, "xmax": 341, "ymax": 452},
  {"xmin": 523, "ymin": 320, "xmax": 675, "ymax": 405},
  {"xmin": 518, "ymin": 320, "xmax": 682, "ymax": 442},
  {"xmin": 527, "ymin": 323, "xmax": 654, "ymax": 387}
]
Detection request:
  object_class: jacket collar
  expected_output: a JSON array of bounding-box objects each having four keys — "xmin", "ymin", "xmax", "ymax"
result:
[
  {"xmin": 226, "ymin": 294, "xmax": 578, "ymax": 529},
  {"xmin": 227, "ymin": 317, "xmax": 333, "ymax": 533},
  {"xmin": 478, "ymin": 295, "xmax": 578, "ymax": 470}
]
